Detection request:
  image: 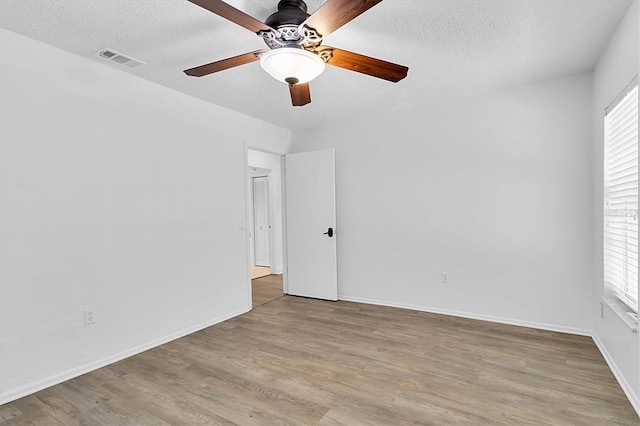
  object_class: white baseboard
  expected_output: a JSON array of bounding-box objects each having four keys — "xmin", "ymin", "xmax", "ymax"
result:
[
  {"xmin": 337, "ymin": 295, "xmax": 592, "ymax": 336},
  {"xmin": 0, "ymin": 306, "xmax": 250, "ymax": 405},
  {"xmin": 592, "ymin": 334, "xmax": 640, "ymax": 417}
]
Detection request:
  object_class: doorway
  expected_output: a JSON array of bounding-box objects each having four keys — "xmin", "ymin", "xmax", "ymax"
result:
[{"xmin": 247, "ymin": 149, "xmax": 285, "ymax": 307}]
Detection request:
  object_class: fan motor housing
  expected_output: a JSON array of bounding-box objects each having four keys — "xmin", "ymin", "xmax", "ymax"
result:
[{"xmin": 265, "ymin": 0, "xmax": 309, "ymax": 28}]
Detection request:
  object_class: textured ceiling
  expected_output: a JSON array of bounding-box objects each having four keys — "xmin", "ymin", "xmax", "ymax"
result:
[{"xmin": 0, "ymin": 0, "xmax": 632, "ymax": 130}]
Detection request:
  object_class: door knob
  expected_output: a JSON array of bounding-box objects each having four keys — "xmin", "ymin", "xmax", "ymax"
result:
[{"xmin": 323, "ymin": 227, "xmax": 334, "ymax": 238}]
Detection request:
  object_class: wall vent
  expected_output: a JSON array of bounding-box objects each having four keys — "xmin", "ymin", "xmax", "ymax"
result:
[{"xmin": 96, "ymin": 48, "xmax": 145, "ymax": 69}]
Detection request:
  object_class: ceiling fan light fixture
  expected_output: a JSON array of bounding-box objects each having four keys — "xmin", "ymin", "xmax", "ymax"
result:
[{"xmin": 260, "ymin": 48, "xmax": 325, "ymax": 85}]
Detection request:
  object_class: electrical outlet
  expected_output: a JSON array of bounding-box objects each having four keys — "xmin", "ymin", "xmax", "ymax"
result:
[
  {"xmin": 84, "ymin": 309, "xmax": 95, "ymax": 325},
  {"xmin": 441, "ymin": 272, "xmax": 449, "ymax": 284}
]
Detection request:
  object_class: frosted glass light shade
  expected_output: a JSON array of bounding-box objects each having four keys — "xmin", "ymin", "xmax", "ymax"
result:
[{"xmin": 260, "ymin": 48, "xmax": 325, "ymax": 84}]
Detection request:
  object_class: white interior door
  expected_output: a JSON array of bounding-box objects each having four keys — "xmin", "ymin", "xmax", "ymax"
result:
[
  {"xmin": 285, "ymin": 149, "xmax": 337, "ymax": 301},
  {"xmin": 253, "ymin": 176, "xmax": 270, "ymax": 267}
]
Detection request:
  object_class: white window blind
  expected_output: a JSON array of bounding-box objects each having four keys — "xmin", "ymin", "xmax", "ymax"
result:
[{"xmin": 604, "ymin": 79, "xmax": 639, "ymax": 313}]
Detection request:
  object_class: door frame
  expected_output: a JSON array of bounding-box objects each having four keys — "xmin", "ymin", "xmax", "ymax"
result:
[{"xmin": 244, "ymin": 145, "xmax": 289, "ymax": 308}]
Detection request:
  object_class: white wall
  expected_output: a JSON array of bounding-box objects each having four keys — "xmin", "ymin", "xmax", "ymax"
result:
[
  {"xmin": 293, "ymin": 72, "xmax": 594, "ymax": 334},
  {"xmin": 0, "ymin": 29, "xmax": 291, "ymax": 403},
  {"xmin": 591, "ymin": 0, "xmax": 639, "ymax": 413},
  {"xmin": 247, "ymin": 150, "xmax": 284, "ymax": 274}
]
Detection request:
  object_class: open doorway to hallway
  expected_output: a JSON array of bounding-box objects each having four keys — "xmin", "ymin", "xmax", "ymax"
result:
[{"xmin": 247, "ymin": 149, "xmax": 285, "ymax": 307}]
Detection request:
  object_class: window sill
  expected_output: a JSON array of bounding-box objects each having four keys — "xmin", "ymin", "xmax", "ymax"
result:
[{"xmin": 602, "ymin": 297, "xmax": 638, "ymax": 333}]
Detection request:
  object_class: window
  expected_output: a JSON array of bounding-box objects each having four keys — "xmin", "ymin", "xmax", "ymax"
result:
[{"xmin": 604, "ymin": 77, "xmax": 639, "ymax": 314}]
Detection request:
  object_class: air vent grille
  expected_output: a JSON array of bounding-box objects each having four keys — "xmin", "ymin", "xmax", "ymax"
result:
[{"xmin": 96, "ymin": 48, "xmax": 145, "ymax": 69}]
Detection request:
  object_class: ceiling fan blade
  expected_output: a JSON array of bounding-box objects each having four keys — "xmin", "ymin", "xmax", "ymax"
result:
[
  {"xmin": 187, "ymin": 0, "xmax": 276, "ymax": 33},
  {"xmin": 289, "ymin": 82, "xmax": 311, "ymax": 106},
  {"xmin": 184, "ymin": 50, "xmax": 267, "ymax": 77},
  {"xmin": 301, "ymin": 0, "xmax": 382, "ymax": 38},
  {"xmin": 316, "ymin": 46, "xmax": 408, "ymax": 82}
]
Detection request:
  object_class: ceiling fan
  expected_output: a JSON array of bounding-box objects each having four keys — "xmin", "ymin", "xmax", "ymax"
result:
[{"xmin": 183, "ymin": 0, "xmax": 409, "ymax": 106}]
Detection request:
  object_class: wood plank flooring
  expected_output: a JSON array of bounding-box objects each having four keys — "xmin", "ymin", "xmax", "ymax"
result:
[
  {"xmin": 252, "ymin": 274, "xmax": 284, "ymax": 308},
  {"xmin": 1, "ymin": 296, "xmax": 637, "ymax": 425}
]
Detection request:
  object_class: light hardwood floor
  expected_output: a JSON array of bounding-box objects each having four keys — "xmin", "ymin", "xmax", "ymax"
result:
[
  {"xmin": 250, "ymin": 266, "xmax": 271, "ymax": 280},
  {"xmin": 1, "ymin": 295, "xmax": 637, "ymax": 425}
]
